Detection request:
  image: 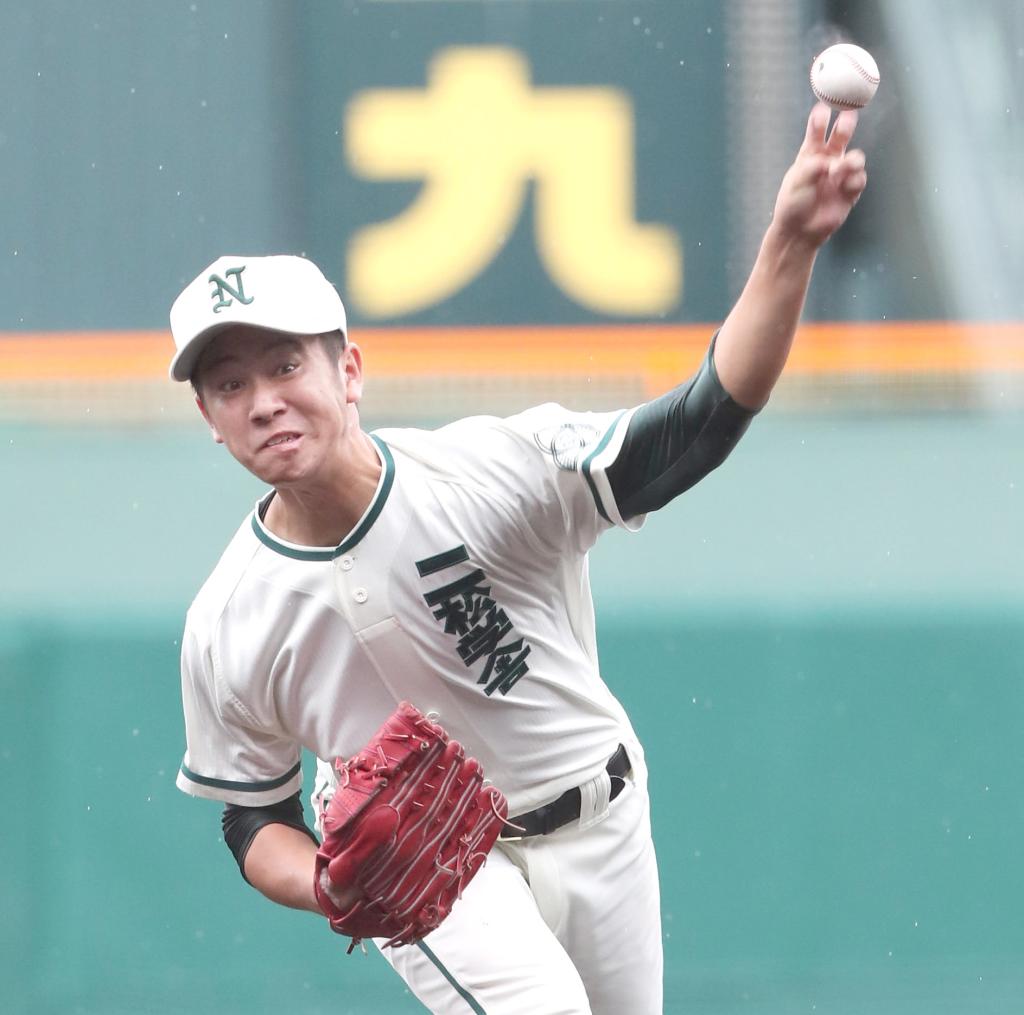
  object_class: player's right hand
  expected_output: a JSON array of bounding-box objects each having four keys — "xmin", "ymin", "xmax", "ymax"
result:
[{"xmin": 771, "ymin": 102, "xmax": 868, "ymax": 250}]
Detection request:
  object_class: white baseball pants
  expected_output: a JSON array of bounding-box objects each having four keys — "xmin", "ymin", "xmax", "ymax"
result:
[{"xmin": 376, "ymin": 746, "xmax": 663, "ymax": 1014}]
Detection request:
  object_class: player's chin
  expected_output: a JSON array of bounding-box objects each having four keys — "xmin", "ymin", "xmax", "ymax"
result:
[
  {"xmin": 259, "ymin": 464, "xmax": 313, "ymax": 489},
  {"xmin": 246, "ymin": 452, "xmax": 313, "ymax": 488}
]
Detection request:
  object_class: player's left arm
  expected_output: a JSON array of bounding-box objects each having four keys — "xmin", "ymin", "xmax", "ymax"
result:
[
  {"xmin": 241, "ymin": 822, "xmax": 322, "ymax": 913},
  {"xmin": 221, "ymin": 793, "xmax": 322, "ymax": 912}
]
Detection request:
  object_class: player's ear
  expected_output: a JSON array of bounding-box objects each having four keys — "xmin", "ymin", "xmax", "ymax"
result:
[
  {"xmin": 195, "ymin": 394, "xmax": 225, "ymax": 444},
  {"xmin": 342, "ymin": 342, "xmax": 365, "ymax": 406}
]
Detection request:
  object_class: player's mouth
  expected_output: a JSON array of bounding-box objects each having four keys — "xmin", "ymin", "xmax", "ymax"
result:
[{"xmin": 261, "ymin": 432, "xmax": 303, "ymax": 451}]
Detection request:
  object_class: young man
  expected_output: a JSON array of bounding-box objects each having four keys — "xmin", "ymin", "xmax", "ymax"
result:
[{"xmin": 171, "ymin": 104, "xmax": 866, "ymax": 1014}]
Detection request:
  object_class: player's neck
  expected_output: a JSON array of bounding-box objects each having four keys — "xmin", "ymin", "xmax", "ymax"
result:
[{"xmin": 263, "ymin": 431, "xmax": 383, "ymax": 548}]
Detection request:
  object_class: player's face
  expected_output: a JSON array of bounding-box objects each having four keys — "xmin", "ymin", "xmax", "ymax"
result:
[{"xmin": 194, "ymin": 327, "xmax": 363, "ymax": 488}]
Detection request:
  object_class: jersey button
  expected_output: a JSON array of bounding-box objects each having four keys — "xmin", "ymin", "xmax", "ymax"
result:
[
  {"xmin": 353, "ymin": 587, "xmax": 368, "ymax": 603},
  {"xmin": 339, "ymin": 555, "xmax": 354, "ymax": 571}
]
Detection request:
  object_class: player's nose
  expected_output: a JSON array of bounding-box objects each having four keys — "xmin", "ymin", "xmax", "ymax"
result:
[{"xmin": 248, "ymin": 377, "xmax": 287, "ymax": 422}]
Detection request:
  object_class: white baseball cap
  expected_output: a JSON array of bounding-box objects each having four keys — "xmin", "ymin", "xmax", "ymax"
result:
[{"xmin": 168, "ymin": 254, "xmax": 348, "ymax": 382}]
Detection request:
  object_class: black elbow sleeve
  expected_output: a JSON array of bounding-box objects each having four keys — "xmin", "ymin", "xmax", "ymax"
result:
[
  {"xmin": 607, "ymin": 333, "xmax": 757, "ymax": 519},
  {"xmin": 222, "ymin": 792, "xmax": 318, "ymax": 883}
]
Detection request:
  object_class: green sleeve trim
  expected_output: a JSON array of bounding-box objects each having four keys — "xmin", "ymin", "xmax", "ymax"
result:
[
  {"xmin": 180, "ymin": 759, "xmax": 302, "ymax": 793},
  {"xmin": 415, "ymin": 941, "xmax": 488, "ymax": 1014},
  {"xmin": 580, "ymin": 410, "xmax": 627, "ymax": 523}
]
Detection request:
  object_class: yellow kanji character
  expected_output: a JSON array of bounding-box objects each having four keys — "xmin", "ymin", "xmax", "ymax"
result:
[{"xmin": 345, "ymin": 47, "xmax": 681, "ymax": 317}]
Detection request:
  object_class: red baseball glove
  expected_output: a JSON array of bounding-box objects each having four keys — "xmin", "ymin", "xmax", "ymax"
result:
[{"xmin": 314, "ymin": 702, "xmax": 508, "ymax": 952}]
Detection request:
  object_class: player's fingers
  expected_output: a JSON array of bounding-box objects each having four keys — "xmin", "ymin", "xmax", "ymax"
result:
[
  {"xmin": 840, "ymin": 169, "xmax": 868, "ymax": 200},
  {"xmin": 828, "ymin": 149, "xmax": 867, "ymax": 189},
  {"xmin": 826, "ymin": 157, "xmax": 867, "ymax": 207},
  {"xmin": 844, "ymin": 148, "xmax": 867, "ymax": 172},
  {"xmin": 792, "ymin": 152, "xmax": 829, "ymax": 188},
  {"xmin": 800, "ymin": 103, "xmax": 831, "ymax": 152},
  {"xmin": 826, "ymin": 109, "xmax": 859, "ymax": 154}
]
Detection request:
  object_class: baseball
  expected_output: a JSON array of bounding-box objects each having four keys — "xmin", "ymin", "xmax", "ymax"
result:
[{"xmin": 810, "ymin": 43, "xmax": 880, "ymax": 110}]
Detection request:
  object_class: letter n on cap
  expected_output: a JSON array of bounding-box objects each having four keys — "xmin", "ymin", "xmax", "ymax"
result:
[{"xmin": 209, "ymin": 266, "xmax": 254, "ymax": 313}]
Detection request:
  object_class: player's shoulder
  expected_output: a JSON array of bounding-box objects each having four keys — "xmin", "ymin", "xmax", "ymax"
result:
[
  {"xmin": 375, "ymin": 403, "xmax": 622, "ymax": 472},
  {"xmin": 373, "ymin": 415, "xmax": 518, "ymax": 475},
  {"xmin": 503, "ymin": 403, "xmax": 633, "ymax": 470},
  {"xmin": 184, "ymin": 506, "xmax": 263, "ymax": 641},
  {"xmin": 375, "ymin": 413, "xmax": 507, "ymax": 450}
]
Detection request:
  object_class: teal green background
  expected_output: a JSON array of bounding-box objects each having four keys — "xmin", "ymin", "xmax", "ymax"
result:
[
  {"xmin": 3, "ymin": 415, "xmax": 1022, "ymax": 1013},
  {"xmin": 293, "ymin": 0, "xmax": 729, "ymax": 325},
  {"xmin": 0, "ymin": 0, "xmax": 995, "ymax": 332},
  {"xmin": 1, "ymin": 0, "xmax": 1022, "ymax": 1011},
  {"xmin": 1, "ymin": 0, "xmax": 732, "ymax": 331}
]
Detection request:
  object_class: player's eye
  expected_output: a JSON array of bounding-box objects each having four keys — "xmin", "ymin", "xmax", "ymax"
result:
[
  {"xmin": 218, "ymin": 378, "xmax": 243, "ymax": 394},
  {"xmin": 277, "ymin": 361, "xmax": 298, "ymax": 376}
]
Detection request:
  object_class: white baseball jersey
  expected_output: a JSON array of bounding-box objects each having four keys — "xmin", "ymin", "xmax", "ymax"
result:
[{"xmin": 176, "ymin": 403, "xmax": 647, "ymax": 814}]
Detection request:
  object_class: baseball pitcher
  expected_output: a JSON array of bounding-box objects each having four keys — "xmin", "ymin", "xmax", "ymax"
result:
[{"xmin": 171, "ymin": 104, "xmax": 866, "ymax": 1013}]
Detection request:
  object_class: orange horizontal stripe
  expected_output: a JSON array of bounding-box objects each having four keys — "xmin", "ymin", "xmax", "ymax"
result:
[
  {"xmin": 0, "ymin": 323, "xmax": 1021, "ymax": 384},
  {"xmin": 0, "ymin": 331, "xmax": 171, "ymax": 381},
  {"xmin": 790, "ymin": 322, "xmax": 1024, "ymax": 373}
]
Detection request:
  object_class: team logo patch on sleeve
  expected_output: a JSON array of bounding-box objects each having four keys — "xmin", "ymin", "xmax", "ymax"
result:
[
  {"xmin": 416, "ymin": 545, "xmax": 532, "ymax": 696},
  {"xmin": 533, "ymin": 422, "xmax": 602, "ymax": 471}
]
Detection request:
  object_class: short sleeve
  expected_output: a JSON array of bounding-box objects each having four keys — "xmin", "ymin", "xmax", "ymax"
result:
[
  {"xmin": 498, "ymin": 402, "xmax": 647, "ymax": 552},
  {"xmin": 175, "ymin": 621, "xmax": 303, "ymax": 807}
]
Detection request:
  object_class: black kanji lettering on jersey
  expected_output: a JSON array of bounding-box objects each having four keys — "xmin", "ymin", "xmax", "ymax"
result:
[{"xmin": 416, "ymin": 546, "xmax": 532, "ymax": 696}]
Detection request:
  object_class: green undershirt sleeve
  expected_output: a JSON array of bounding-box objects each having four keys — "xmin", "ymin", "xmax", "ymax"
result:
[{"xmin": 606, "ymin": 332, "xmax": 758, "ymax": 521}]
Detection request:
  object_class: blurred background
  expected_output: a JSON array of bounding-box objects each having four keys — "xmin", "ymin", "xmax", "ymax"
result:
[{"xmin": 1, "ymin": 1, "xmax": 1021, "ymax": 1012}]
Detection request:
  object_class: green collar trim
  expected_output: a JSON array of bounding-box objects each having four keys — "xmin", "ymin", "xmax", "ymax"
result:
[
  {"xmin": 251, "ymin": 507, "xmax": 335, "ymax": 560},
  {"xmin": 339, "ymin": 435, "xmax": 394, "ymax": 553},
  {"xmin": 250, "ymin": 435, "xmax": 395, "ymax": 560}
]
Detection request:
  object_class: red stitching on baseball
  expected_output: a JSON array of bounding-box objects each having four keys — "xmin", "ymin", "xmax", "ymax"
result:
[
  {"xmin": 812, "ymin": 89, "xmax": 865, "ymax": 110},
  {"xmin": 810, "ymin": 51, "xmax": 878, "ymax": 109},
  {"xmin": 845, "ymin": 56, "xmax": 879, "ymax": 85}
]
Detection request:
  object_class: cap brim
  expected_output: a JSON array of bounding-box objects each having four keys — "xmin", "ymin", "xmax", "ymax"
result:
[
  {"xmin": 168, "ymin": 322, "xmax": 239, "ymax": 383},
  {"xmin": 168, "ymin": 320, "xmax": 345, "ymax": 383}
]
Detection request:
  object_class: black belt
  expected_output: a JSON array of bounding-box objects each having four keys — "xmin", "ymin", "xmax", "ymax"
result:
[{"xmin": 501, "ymin": 744, "xmax": 631, "ymax": 840}]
